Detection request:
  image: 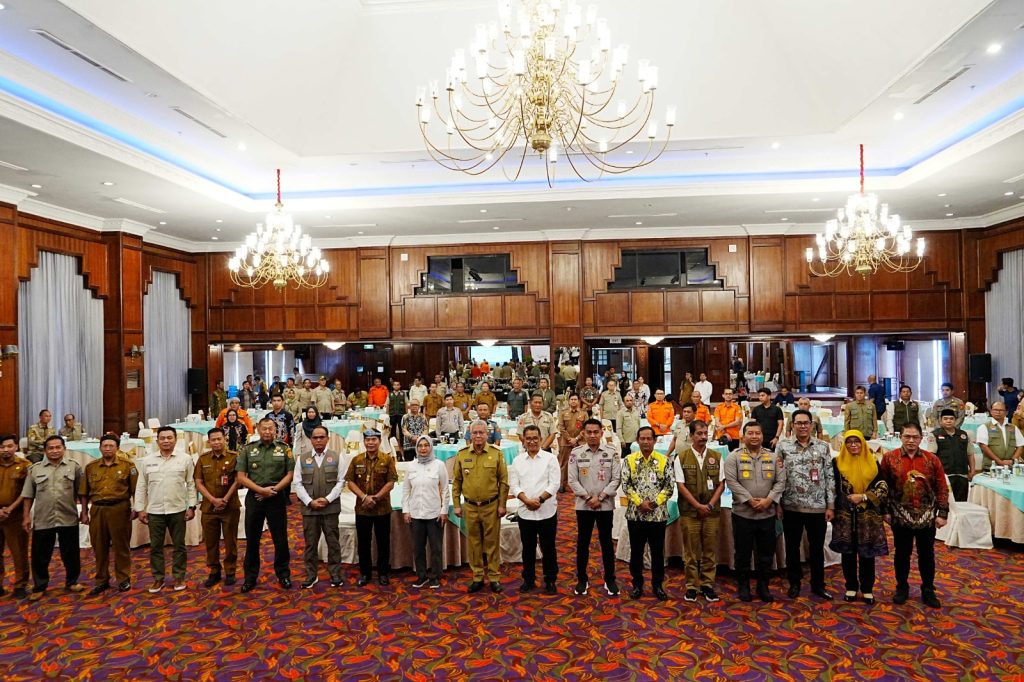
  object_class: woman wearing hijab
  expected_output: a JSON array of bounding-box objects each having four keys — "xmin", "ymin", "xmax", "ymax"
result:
[
  {"xmin": 829, "ymin": 429, "xmax": 888, "ymax": 605},
  {"xmin": 402, "ymin": 435, "xmax": 450, "ymax": 589},
  {"xmin": 293, "ymin": 406, "xmax": 322, "ymax": 456},
  {"xmin": 221, "ymin": 409, "xmax": 248, "ymax": 451}
]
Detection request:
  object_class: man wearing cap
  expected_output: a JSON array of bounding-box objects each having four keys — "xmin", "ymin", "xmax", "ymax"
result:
[
  {"xmin": 933, "ymin": 409, "xmax": 974, "ymax": 501},
  {"xmin": 0, "ymin": 433, "xmax": 30, "ymax": 599},
  {"xmin": 312, "ymin": 376, "xmax": 334, "ymax": 420},
  {"xmin": 452, "ymin": 420, "xmax": 509, "ymax": 594},
  {"xmin": 194, "ymin": 429, "xmax": 240, "ymax": 588},
  {"xmin": 295, "ymin": 425, "xmax": 346, "ymax": 589},
  {"xmin": 345, "ymin": 429, "xmax": 398, "ymax": 586},
  {"xmin": 79, "ymin": 434, "xmax": 137, "ymax": 595},
  {"xmin": 236, "ymin": 418, "xmax": 295, "ymax": 592}
]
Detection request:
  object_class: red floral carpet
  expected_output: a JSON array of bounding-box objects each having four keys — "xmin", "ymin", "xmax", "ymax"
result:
[{"xmin": 1, "ymin": 494, "xmax": 1022, "ymax": 681}]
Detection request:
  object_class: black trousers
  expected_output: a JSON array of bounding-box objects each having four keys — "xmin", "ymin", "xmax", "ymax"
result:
[
  {"xmin": 732, "ymin": 514, "xmax": 776, "ymax": 582},
  {"xmin": 892, "ymin": 524, "xmax": 936, "ymax": 592},
  {"xmin": 410, "ymin": 518, "xmax": 443, "ymax": 581},
  {"xmin": 783, "ymin": 510, "xmax": 827, "ymax": 589},
  {"xmin": 243, "ymin": 494, "xmax": 290, "ymax": 584},
  {"xmin": 518, "ymin": 515, "xmax": 558, "ymax": 584},
  {"xmin": 948, "ymin": 476, "xmax": 969, "ymax": 502},
  {"xmin": 356, "ymin": 514, "xmax": 391, "ymax": 577},
  {"xmin": 31, "ymin": 525, "xmax": 80, "ymax": 592},
  {"xmin": 575, "ymin": 510, "xmax": 615, "ymax": 583},
  {"xmin": 841, "ymin": 553, "xmax": 876, "ymax": 594},
  {"xmin": 389, "ymin": 415, "xmax": 402, "ymax": 438},
  {"xmin": 627, "ymin": 520, "xmax": 666, "ymax": 588}
]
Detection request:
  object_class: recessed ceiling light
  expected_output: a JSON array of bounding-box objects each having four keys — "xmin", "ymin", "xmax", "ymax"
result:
[
  {"xmin": 635, "ymin": 221, "xmax": 643, "ymax": 226},
  {"xmin": 211, "ymin": 236, "xmax": 219, "ymax": 240},
  {"xmin": 31, "ymin": 184, "xmax": 42, "ymax": 189},
  {"xmin": 0, "ymin": 4, "xmax": 6, "ymax": 9},
  {"xmin": 102, "ymin": 181, "xmax": 115, "ymax": 186},
  {"xmin": 479, "ymin": 208, "xmax": 488, "ymax": 213},
  {"xmin": 937, "ymin": 193, "xmax": 947, "ymax": 197},
  {"xmin": 781, "ymin": 218, "xmax": 789, "ymax": 221},
  {"xmin": 625, "ymin": 150, "xmax": 634, "ymax": 155},
  {"xmin": 324, "ymin": 215, "xmax": 332, "ymax": 219},
  {"xmin": 771, "ymin": 141, "xmax": 781, "ymax": 150},
  {"xmin": 237, "ymin": 142, "xmax": 247, "ymax": 152},
  {"xmin": 811, "ymin": 197, "xmax": 820, "ymax": 202},
  {"xmin": 565, "ymin": 207, "xmax": 573, "ymax": 212},
  {"xmin": 893, "ymin": 111, "xmax": 905, "ymax": 121},
  {"xmin": 215, "ymin": 219, "xmax": 223, "ymax": 223},
  {"xmin": 1004, "ymin": 191, "xmax": 1015, "ymax": 196},
  {"xmin": 946, "ymin": 213, "xmax": 954, "ymax": 217},
  {"xmin": 358, "ymin": 231, "xmax": 364, "ymax": 235},
  {"xmin": 216, "ymin": 228, "xmax": 221, "ymax": 232},
  {"xmin": 492, "ymin": 226, "xmax": 500, "ymax": 230},
  {"xmin": 986, "ymin": 43, "xmax": 1002, "ymax": 55},
  {"xmin": 944, "ymin": 204, "xmax": 951, "ymax": 208},
  {"xmin": 159, "ymin": 221, "xmax": 167, "ymax": 225}
]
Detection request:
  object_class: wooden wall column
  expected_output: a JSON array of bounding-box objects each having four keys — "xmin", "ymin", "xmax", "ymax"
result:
[
  {"xmin": 0, "ymin": 203, "xmax": 18, "ymax": 435},
  {"xmin": 102, "ymin": 233, "xmax": 145, "ymax": 435}
]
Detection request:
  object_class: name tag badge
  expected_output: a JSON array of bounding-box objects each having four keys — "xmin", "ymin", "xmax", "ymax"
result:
[
  {"xmin": 598, "ymin": 468, "xmax": 606, "ymax": 482},
  {"xmin": 220, "ymin": 475, "xmax": 229, "ymax": 486},
  {"xmin": 707, "ymin": 479, "xmax": 715, "ymax": 491},
  {"xmin": 810, "ymin": 468, "xmax": 819, "ymax": 482},
  {"xmin": 648, "ymin": 471, "xmax": 657, "ymax": 485},
  {"xmin": 146, "ymin": 463, "xmax": 160, "ymax": 471}
]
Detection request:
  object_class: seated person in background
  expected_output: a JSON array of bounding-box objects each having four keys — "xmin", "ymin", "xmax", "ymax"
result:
[
  {"xmin": 348, "ymin": 388, "xmax": 369, "ymax": 410},
  {"xmin": 465, "ymin": 402, "xmax": 501, "ymax": 445},
  {"xmin": 59, "ymin": 414, "xmax": 83, "ymax": 442},
  {"xmin": 215, "ymin": 397, "xmax": 254, "ymax": 434},
  {"xmin": 786, "ymin": 397, "xmax": 823, "ymax": 439},
  {"xmin": 772, "ymin": 386, "xmax": 797, "ymax": 406}
]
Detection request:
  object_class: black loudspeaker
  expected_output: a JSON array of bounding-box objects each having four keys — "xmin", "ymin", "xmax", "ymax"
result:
[
  {"xmin": 969, "ymin": 353, "xmax": 992, "ymax": 383},
  {"xmin": 294, "ymin": 346, "xmax": 310, "ymax": 360},
  {"xmin": 187, "ymin": 368, "xmax": 207, "ymax": 396},
  {"xmin": 885, "ymin": 340, "xmax": 905, "ymax": 351}
]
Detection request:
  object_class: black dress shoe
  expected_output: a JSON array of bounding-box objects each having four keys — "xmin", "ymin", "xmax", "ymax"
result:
[
  {"xmin": 13, "ymin": 587, "xmax": 29, "ymax": 599},
  {"xmin": 378, "ymin": 576, "xmax": 390, "ymax": 586},
  {"xmin": 467, "ymin": 581, "xmax": 484, "ymax": 593},
  {"xmin": 203, "ymin": 574, "xmax": 221, "ymax": 588},
  {"xmin": 117, "ymin": 581, "xmax": 131, "ymax": 593},
  {"xmin": 756, "ymin": 582, "xmax": 775, "ymax": 603},
  {"xmin": 544, "ymin": 581, "xmax": 557, "ymax": 595},
  {"xmin": 653, "ymin": 587, "xmax": 669, "ymax": 601},
  {"xmin": 811, "ymin": 588, "xmax": 833, "ymax": 601},
  {"xmin": 630, "ymin": 586, "xmax": 643, "ymax": 599},
  {"xmin": 240, "ymin": 583, "xmax": 256, "ymax": 593},
  {"xmin": 224, "ymin": 575, "xmax": 237, "ymax": 586},
  {"xmin": 921, "ymin": 591, "xmax": 941, "ymax": 609},
  {"xmin": 301, "ymin": 577, "xmax": 319, "ymax": 589},
  {"xmin": 89, "ymin": 583, "xmax": 110, "ymax": 596},
  {"xmin": 893, "ymin": 587, "xmax": 909, "ymax": 605},
  {"xmin": 279, "ymin": 578, "xmax": 292, "ymax": 589},
  {"xmin": 490, "ymin": 581, "xmax": 502, "ymax": 593},
  {"xmin": 787, "ymin": 584, "xmax": 801, "ymax": 599},
  {"xmin": 519, "ymin": 581, "xmax": 536, "ymax": 593},
  {"xmin": 738, "ymin": 583, "xmax": 752, "ymax": 602},
  {"xmin": 356, "ymin": 576, "xmax": 371, "ymax": 587},
  {"xmin": 843, "ymin": 591, "xmax": 857, "ymax": 602}
]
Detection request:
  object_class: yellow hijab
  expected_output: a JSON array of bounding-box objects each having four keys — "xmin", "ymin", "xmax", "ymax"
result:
[{"xmin": 836, "ymin": 429, "xmax": 877, "ymax": 494}]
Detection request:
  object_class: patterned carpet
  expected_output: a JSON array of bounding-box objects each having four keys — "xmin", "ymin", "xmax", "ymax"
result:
[{"xmin": 1, "ymin": 495, "xmax": 1022, "ymax": 681}]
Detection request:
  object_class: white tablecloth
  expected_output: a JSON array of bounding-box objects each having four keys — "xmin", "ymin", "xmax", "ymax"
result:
[{"xmin": 969, "ymin": 483, "xmax": 1024, "ymax": 543}]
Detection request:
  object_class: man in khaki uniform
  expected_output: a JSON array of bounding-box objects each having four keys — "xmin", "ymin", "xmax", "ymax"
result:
[
  {"xmin": 558, "ymin": 394, "xmax": 589, "ymax": 492},
  {"xmin": 331, "ymin": 380, "xmax": 350, "ymax": 416},
  {"xmin": 26, "ymin": 410, "xmax": 56, "ymax": 464},
  {"xmin": 59, "ymin": 414, "xmax": 83, "ymax": 442},
  {"xmin": 210, "ymin": 381, "xmax": 228, "ymax": 419},
  {"xmin": 929, "ymin": 382, "xmax": 965, "ymax": 428},
  {"xmin": 313, "ymin": 376, "xmax": 334, "ymax": 420},
  {"xmin": 79, "ymin": 434, "xmax": 137, "ymax": 595},
  {"xmin": 674, "ymin": 420, "xmax": 724, "ymax": 602},
  {"xmin": 518, "ymin": 394, "xmax": 557, "ymax": 451},
  {"xmin": 842, "ymin": 386, "xmax": 878, "ymax": 439},
  {"xmin": 348, "ymin": 388, "xmax": 369, "ymax": 410},
  {"xmin": 423, "ymin": 384, "xmax": 444, "ymax": 420},
  {"xmin": 194, "ymin": 429, "xmax": 241, "ymax": 588},
  {"xmin": 452, "ymin": 383, "xmax": 473, "ymax": 418},
  {"xmin": 474, "ymin": 382, "xmax": 498, "ymax": 415},
  {"xmin": 616, "ymin": 394, "xmax": 643, "ymax": 458},
  {"xmin": 453, "ymin": 420, "xmax": 509, "ymax": 594},
  {"xmin": 0, "ymin": 433, "xmax": 30, "ymax": 598},
  {"xmin": 345, "ymin": 429, "xmax": 398, "ymax": 586}
]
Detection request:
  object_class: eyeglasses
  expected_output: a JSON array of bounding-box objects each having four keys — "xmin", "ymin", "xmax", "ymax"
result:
[{"xmin": 792, "ymin": 421, "xmax": 811, "ymax": 426}]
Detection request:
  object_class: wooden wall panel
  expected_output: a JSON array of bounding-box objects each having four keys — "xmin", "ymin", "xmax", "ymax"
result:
[
  {"xmin": 749, "ymin": 237, "xmax": 785, "ymax": 331},
  {"xmin": 630, "ymin": 291, "xmax": 665, "ymax": 325},
  {"xmin": 470, "ymin": 296, "xmax": 504, "ymax": 329},
  {"xmin": 437, "ymin": 297, "xmax": 469, "ymax": 329},
  {"xmin": 358, "ymin": 249, "xmax": 390, "ymax": 338},
  {"xmin": 665, "ymin": 291, "xmax": 701, "ymax": 324}
]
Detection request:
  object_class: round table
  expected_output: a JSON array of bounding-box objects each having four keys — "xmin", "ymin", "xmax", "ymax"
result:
[{"xmin": 968, "ymin": 474, "xmax": 1024, "ymax": 543}]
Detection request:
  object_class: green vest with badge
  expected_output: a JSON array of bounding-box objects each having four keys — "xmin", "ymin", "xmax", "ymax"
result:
[
  {"xmin": 984, "ymin": 420, "xmax": 1017, "ymax": 471},
  {"xmin": 677, "ymin": 447, "xmax": 721, "ymax": 515},
  {"xmin": 237, "ymin": 439, "xmax": 294, "ymax": 487}
]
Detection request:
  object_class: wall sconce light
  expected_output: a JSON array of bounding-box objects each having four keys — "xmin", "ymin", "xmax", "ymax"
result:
[
  {"xmin": 641, "ymin": 336, "xmax": 664, "ymax": 346},
  {"xmin": 127, "ymin": 345, "xmax": 145, "ymax": 358},
  {"xmin": 0, "ymin": 345, "xmax": 17, "ymax": 378}
]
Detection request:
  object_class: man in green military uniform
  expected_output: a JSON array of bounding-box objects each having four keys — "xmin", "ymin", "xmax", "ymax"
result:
[
  {"xmin": 976, "ymin": 401, "xmax": 1024, "ymax": 472},
  {"xmin": 932, "ymin": 409, "xmax": 975, "ymax": 501},
  {"xmin": 210, "ymin": 381, "xmax": 228, "ymax": 420},
  {"xmin": 928, "ymin": 382, "xmax": 965, "ymax": 428},
  {"xmin": 842, "ymin": 386, "xmax": 878, "ymax": 439},
  {"xmin": 236, "ymin": 418, "xmax": 294, "ymax": 592},
  {"xmin": 453, "ymin": 420, "xmax": 509, "ymax": 594},
  {"xmin": 675, "ymin": 419, "xmax": 724, "ymax": 603},
  {"xmin": 26, "ymin": 410, "xmax": 56, "ymax": 464},
  {"xmin": 891, "ymin": 385, "xmax": 920, "ymax": 435},
  {"xmin": 194, "ymin": 429, "xmax": 241, "ymax": 588},
  {"xmin": 79, "ymin": 434, "xmax": 137, "ymax": 595},
  {"xmin": 345, "ymin": 429, "xmax": 398, "ymax": 586}
]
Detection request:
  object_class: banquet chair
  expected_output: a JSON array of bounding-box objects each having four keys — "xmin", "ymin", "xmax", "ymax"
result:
[
  {"xmin": 936, "ymin": 476, "xmax": 993, "ymax": 549},
  {"xmin": 19, "ymin": 437, "xmax": 27, "ymax": 452},
  {"xmin": 147, "ymin": 417, "xmax": 161, "ymax": 429}
]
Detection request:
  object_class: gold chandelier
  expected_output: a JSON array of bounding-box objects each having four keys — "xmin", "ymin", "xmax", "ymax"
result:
[
  {"xmin": 228, "ymin": 169, "xmax": 329, "ymax": 290},
  {"xmin": 416, "ymin": 0, "xmax": 675, "ymax": 187},
  {"xmin": 806, "ymin": 145, "xmax": 925, "ymax": 277}
]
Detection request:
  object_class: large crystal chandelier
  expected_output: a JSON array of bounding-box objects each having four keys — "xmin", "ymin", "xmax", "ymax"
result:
[
  {"xmin": 416, "ymin": 0, "xmax": 675, "ymax": 187},
  {"xmin": 228, "ymin": 170, "xmax": 329, "ymax": 290},
  {"xmin": 806, "ymin": 145, "xmax": 925, "ymax": 277}
]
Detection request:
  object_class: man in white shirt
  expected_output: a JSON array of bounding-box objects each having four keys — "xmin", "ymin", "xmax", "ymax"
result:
[
  {"xmin": 976, "ymin": 401, "xmax": 1024, "ymax": 471},
  {"xmin": 408, "ymin": 377, "xmax": 429, "ymax": 405},
  {"xmin": 134, "ymin": 427, "xmax": 196, "ymax": 593},
  {"xmin": 294, "ymin": 425, "xmax": 346, "ymax": 589},
  {"xmin": 510, "ymin": 425, "xmax": 561, "ymax": 594},
  {"xmin": 694, "ymin": 374, "xmax": 713, "ymax": 408},
  {"xmin": 626, "ymin": 380, "xmax": 648, "ymax": 416}
]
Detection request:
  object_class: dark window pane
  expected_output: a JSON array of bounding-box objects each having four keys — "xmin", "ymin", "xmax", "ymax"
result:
[
  {"xmin": 609, "ymin": 248, "xmax": 723, "ymax": 290},
  {"xmin": 636, "ymin": 252, "xmax": 681, "ymax": 288},
  {"xmin": 415, "ymin": 254, "xmax": 523, "ymax": 296},
  {"xmin": 685, "ymin": 250, "xmax": 717, "ymax": 285}
]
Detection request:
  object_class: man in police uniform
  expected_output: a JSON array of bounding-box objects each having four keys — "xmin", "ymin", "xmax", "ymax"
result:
[
  {"xmin": 210, "ymin": 380, "xmax": 228, "ymax": 419},
  {"xmin": 79, "ymin": 434, "xmax": 137, "ymax": 595},
  {"xmin": 236, "ymin": 418, "xmax": 295, "ymax": 592},
  {"xmin": 568, "ymin": 418, "xmax": 621, "ymax": 596},
  {"xmin": 891, "ymin": 385, "xmax": 920, "ymax": 435},
  {"xmin": 452, "ymin": 420, "xmax": 509, "ymax": 593},
  {"xmin": 26, "ymin": 410, "xmax": 56, "ymax": 464},
  {"xmin": 345, "ymin": 429, "xmax": 398, "ymax": 586},
  {"xmin": 723, "ymin": 422, "xmax": 787, "ymax": 603},
  {"xmin": 0, "ymin": 433, "xmax": 30, "ymax": 598},
  {"xmin": 842, "ymin": 386, "xmax": 878, "ymax": 439},
  {"xmin": 518, "ymin": 394, "xmax": 557, "ymax": 452},
  {"xmin": 295, "ymin": 425, "xmax": 345, "ymax": 588},
  {"xmin": 932, "ymin": 409, "xmax": 974, "ymax": 501},
  {"xmin": 194, "ymin": 429, "xmax": 241, "ymax": 588},
  {"xmin": 675, "ymin": 420, "xmax": 724, "ymax": 602},
  {"xmin": 929, "ymin": 382, "xmax": 965, "ymax": 428}
]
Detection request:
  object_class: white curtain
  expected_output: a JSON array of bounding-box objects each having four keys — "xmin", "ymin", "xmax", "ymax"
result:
[
  {"xmin": 986, "ymin": 248, "xmax": 1024, "ymax": 401},
  {"xmin": 144, "ymin": 271, "xmax": 191, "ymax": 425},
  {"xmin": 18, "ymin": 252, "xmax": 104, "ymax": 436}
]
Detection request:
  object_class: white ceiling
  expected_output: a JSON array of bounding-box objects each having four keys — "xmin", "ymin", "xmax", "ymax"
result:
[{"xmin": 0, "ymin": 0, "xmax": 1022, "ymax": 249}]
